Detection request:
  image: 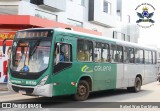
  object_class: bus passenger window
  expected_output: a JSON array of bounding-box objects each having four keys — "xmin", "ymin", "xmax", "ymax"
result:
[
  {"xmin": 94, "ymin": 42, "xmax": 101, "ymax": 62},
  {"xmin": 135, "ymin": 49, "xmax": 144, "ymax": 64},
  {"xmin": 77, "ymin": 39, "xmax": 93, "ymax": 62},
  {"xmin": 145, "ymin": 51, "xmax": 152, "ymax": 64},
  {"xmin": 102, "ymin": 43, "xmax": 109, "ymax": 62},
  {"xmin": 124, "ymin": 47, "xmax": 134, "ymax": 63},
  {"xmin": 110, "ymin": 44, "xmax": 123, "ymax": 63}
]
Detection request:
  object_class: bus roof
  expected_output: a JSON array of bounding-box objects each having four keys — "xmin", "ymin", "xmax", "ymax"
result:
[{"xmin": 18, "ymin": 28, "xmax": 157, "ymax": 51}]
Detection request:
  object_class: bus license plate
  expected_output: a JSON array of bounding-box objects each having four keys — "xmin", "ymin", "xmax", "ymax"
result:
[{"xmin": 19, "ymin": 90, "xmax": 26, "ymax": 94}]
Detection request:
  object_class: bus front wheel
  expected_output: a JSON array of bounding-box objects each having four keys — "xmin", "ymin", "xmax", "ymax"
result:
[
  {"xmin": 127, "ymin": 77, "xmax": 141, "ymax": 92},
  {"xmin": 74, "ymin": 80, "xmax": 89, "ymax": 101}
]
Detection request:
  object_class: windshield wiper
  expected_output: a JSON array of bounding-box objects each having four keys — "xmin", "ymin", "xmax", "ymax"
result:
[{"xmin": 30, "ymin": 40, "xmax": 41, "ymax": 56}]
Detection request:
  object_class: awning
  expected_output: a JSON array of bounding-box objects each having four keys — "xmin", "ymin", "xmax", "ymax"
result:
[{"xmin": 0, "ymin": 15, "xmax": 102, "ymax": 36}]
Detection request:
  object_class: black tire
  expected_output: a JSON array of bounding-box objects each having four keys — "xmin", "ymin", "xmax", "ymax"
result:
[
  {"xmin": 73, "ymin": 80, "xmax": 89, "ymax": 101},
  {"xmin": 127, "ymin": 77, "xmax": 141, "ymax": 92}
]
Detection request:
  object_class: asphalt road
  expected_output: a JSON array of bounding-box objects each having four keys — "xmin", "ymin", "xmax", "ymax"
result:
[{"xmin": 1, "ymin": 81, "xmax": 160, "ymax": 109}]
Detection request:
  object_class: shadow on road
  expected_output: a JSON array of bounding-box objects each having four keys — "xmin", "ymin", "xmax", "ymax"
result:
[
  {"xmin": 88, "ymin": 88, "xmax": 153, "ymax": 101},
  {"xmin": 4, "ymin": 88, "xmax": 153, "ymax": 108}
]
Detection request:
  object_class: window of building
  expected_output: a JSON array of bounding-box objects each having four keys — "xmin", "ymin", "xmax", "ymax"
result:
[
  {"xmin": 30, "ymin": 0, "xmax": 43, "ymax": 5},
  {"xmin": 121, "ymin": 33, "xmax": 125, "ymax": 41},
  {"xmin": 124, "ymin": 47, "xmax": 134, "ymax": 63},
  {"xmin": 113, "ymin": 31, "xmax": 126, "ymax": 41},
  {"xmin": 110, "ymin": 44, "xmax": 123, "ymax": 63},
  {"xmin": 113, "ymin": 31, "xmax": 117, "ymax": 39},
  {"xmin": 70, "ymin": 0, "xmax": 85, "ymax": 6},
  {"xmin": 35, "ymin": 9, "xmax": 57, "ymax": 21},
  {"xmin": 127, "ymin": 15, "xmax": 130, "ymax": 23},
  {"xmin": 77, "ymin": 39, "xmax": 93, "ymax": 61},
  {"xmin": 0, "ymin": 6, "xmax": 18, "ymax": 15},
  {"xmin": 67, "ymin": 18, "xmax": 83, "ymax": 27},
  {"xmin": 103, "ymin": 0, "xmax": 111, "ymax": 14},
  {"xmin": 126, "ymin": 35, "xmax": 130, "ymax": 42},
  {"xmin": 79, "ymin": 0, "xmax": 85, "ymax": 6},
  {"xmin": 135, "ymin": 49, "xmax": 144, "ymax": 64},
  {"xmin": 153, "ymin": 51, "xmax": 156, "ymax": 64}
]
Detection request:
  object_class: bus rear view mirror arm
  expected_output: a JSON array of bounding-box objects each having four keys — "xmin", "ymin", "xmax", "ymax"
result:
[{"xmin": 3, "ymin": 38, "xmax": 13, "ymax": 54}]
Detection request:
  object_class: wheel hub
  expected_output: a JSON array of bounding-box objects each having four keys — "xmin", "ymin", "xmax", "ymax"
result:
[{"xmin": 78, "ymin": 85, "xmax": 86, "ymax": 96}]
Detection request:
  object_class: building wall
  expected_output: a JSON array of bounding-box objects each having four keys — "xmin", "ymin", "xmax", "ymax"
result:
[{"xmin": 0, "ymin": 0, "xmax": 139, "ymax": 43}]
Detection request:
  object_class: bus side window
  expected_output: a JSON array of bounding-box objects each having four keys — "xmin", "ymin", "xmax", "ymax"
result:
[
  {"xmin": 110, "ymin": 44, "xmax": 123, "ymax": 63},
  {"xmin": 124, "ymin": 47, "xmax": 134, "ymax": 63},
  {"xmin": 102, "ymin": 43, "xmax": 109, "ymax": 62},
  {"xmin": 94, "ymin": 42, "xmax": 101, "ymax": 62},
  {"xmin": 77, "ymin": 39, "xmax": 93, "ymax": 62},
  {"xmin": 135, "ymin": 49, "xmax": 144, "ymax": 64}
]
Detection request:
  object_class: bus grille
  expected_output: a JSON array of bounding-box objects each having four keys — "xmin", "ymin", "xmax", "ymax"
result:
[{"xmin": 12, "ymin": 86, "xmax": 34, "ymax": 94}]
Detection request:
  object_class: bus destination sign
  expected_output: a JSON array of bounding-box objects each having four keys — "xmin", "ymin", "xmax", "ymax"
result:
[{"xmin": 17, "ymin": 31, "xmax": 49, "ymax": 38}]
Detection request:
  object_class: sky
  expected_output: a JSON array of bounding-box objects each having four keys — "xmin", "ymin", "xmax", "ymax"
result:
[{"xmin": 123, "ymin": 0, "xmax": 160, "ymax": 48}]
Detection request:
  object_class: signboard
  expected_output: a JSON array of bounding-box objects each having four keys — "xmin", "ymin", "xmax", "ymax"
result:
[
  {"xmin": 0, "ymin": 46, "xmax": 11, "ymax": 83},
  {"xmin": 0, "ymin": 32, "xmax": 15, "ymax": 83},
  {"xmin": 0, "ymin": 32, "xmax": 15, "ymax": 40}
]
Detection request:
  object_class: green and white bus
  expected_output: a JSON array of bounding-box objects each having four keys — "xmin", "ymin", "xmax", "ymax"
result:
[{"xmin": 5, "ymin": 28, "xmax": 158, "ymax": 101}]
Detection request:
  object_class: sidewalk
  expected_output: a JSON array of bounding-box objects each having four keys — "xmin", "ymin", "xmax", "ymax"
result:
[
  {"xmin": 0, "ymin": 83, "xmax": 8, "ymax": 91},
  {"xmin": 0, "ymin": 83, "xmax": 37, "ymax": 102},
  {"xmin": 0, "ymin": 93, "xmax": 37, "ymax": 102}
]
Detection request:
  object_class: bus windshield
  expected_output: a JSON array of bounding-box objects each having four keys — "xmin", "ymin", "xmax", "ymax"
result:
[{"xmin": 11, "ymin": 40, "xmax": 51, "ymax": 73}]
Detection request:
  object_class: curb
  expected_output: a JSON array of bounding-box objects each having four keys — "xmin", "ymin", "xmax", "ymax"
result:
[
  {"xmin": 0, "ymin": 83, "xmax": 8, "ymax": 91},
  {"xmin": 0, "ymin": 88, "xmax": 8, "ymax": 91}
]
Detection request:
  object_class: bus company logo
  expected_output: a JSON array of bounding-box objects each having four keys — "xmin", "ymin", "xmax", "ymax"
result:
[
  {"xmin": 135, "ymin": 3, "xmax": 155, "ymax": 28},
  {"xmin": 81, "ymin": 65, "xmax": 93, "ymax": 73}
]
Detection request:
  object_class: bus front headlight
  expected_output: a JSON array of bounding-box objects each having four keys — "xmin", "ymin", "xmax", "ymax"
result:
[{"xmin": 38, "ymin": 75, "xmax": 49, "ymax": 86}]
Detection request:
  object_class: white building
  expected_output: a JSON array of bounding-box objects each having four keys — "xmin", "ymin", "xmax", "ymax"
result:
[{"xmin": 0, "ymin": 0, "xmax": 139, "ymax": 42}]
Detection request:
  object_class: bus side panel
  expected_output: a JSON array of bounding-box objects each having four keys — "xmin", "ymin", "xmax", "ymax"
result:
[
  {"xmin": 52, "ymin": 67, "xmax": 78, "ymax": 96},
  {"xmin": 143, "ymin": 64, "xmax": 157, "ymax": 84},
  {"xmin": 93, "ymin": 63, "xmax": 117, "ymax": 91},
  {"xmin": 116, "ymin": 64, "xmax": 126, "ymax": 88},
  {"xmin": 124, "ymin": 64, "xmax": 144, "ymax": 87}
]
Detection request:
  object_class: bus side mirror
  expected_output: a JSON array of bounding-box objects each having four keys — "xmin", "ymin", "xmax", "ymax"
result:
[{"xmin": 3, "ymin": 42, "xmax": 6, "ymax": 54}]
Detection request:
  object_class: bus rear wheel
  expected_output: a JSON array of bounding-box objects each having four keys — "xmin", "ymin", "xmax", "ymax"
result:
[
  {"xmin": 74, "ymin": 80, "xmax": 89, "ymax": 101},
  {"xmin": 127, "ymin": 77, "xmax": 141, "ymax": 92}
]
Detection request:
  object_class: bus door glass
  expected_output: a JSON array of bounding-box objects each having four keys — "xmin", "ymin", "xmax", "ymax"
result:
[{"xmin": 53, "ymin": 43, "xmax": 72, "ymax": 73}]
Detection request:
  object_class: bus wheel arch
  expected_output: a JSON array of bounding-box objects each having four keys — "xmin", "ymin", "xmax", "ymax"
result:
[
  {"xmin": 127, "ymin": 74, "xmax": 142, "ymax": 92},
  {"xmin": 79, "ymin": 76, "xmax": 92, "ymax": 91},
  {"xmin": 74, "ymin": 76, "xmax": 92, "ymax": 101},
  {"xmin": 136, "ymin": 74, "xmax": 142, "ymax": 85}
]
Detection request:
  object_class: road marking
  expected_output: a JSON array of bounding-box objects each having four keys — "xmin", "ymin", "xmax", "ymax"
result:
[
  {"xmin": 0, "ymin": 91, "xmax": 10, "ymax": 94},
  {"xmin": 0, "ymin": 94, "xmax": 37, "ymax": 102}
]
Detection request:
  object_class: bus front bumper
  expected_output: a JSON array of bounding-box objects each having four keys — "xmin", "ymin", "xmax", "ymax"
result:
[{"xmin": 7, "ymin": 83, "xmax": 53, "ymax": 97}]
